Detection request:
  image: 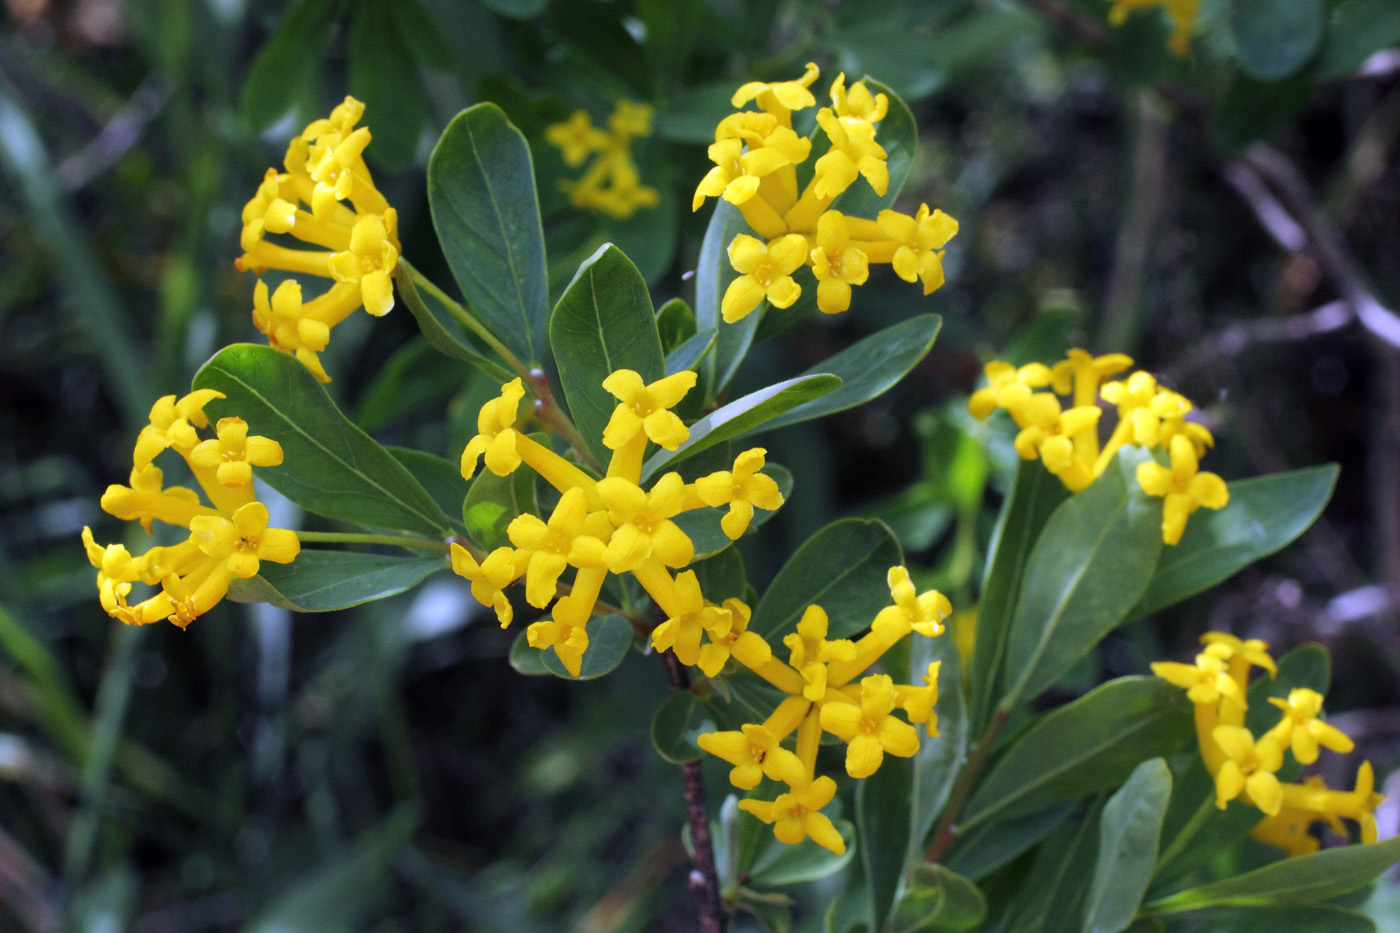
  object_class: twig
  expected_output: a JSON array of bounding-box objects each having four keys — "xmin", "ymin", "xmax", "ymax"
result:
[
  {"xmin": 1101, "ymin": 91, "xmax": 1169, "ymax": 353},
  {"xmin": 924, "ymin": 709, "xmax": 1008, "ymax": 864},
  {"xmin": 55, "ymin": 78, "xmax": 168, "ymax": 191},
  {"xmin": 661, "ymin": 651, "xmax": 726, "ymax": 933},
  {"xmin": 1166, "ymin": 300, "xmax": 1353, "ymax": 380}
]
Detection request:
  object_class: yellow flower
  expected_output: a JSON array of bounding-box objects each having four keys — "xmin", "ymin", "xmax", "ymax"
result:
[
  {"xmin": 1136, "ymin": 434, "xmax": 1229, "ymax": 545},
  {"xmin": 783, "ymin": 605, "xmax": 857, "ymax": 702},
  {"xmin": 731, "ymin": 62, "xmax": 821, "ymax": 126},
  {"xmin": 461, "ymin": 379, "xmax": 527, "ymax": 480},
  {"xmin": 896, "ymin": 662, "xmax": 941, "ymax": 735},
  {"xmin": 819, "ymin": 673, "xmax": 920, "ymax": 779},
  {"xmin": 1051, "ymin": 349, "xmax": 1133, "ymax": 408},
  {"xmin": 188, "ymin": 417, "xmax": 285, "ymax": 489},
  {"xmin": 829, "ymin": 73, "xmax": 888, "ymax": 125},
  {"xmin": 133, "ymin": 390, "xmax": 225, "ymax": 468},
  {"xmin": 326, "ymin": 211, "xmax": 400, "ymax": 317},
  {"xmin": 813, "ymin": 108, "xmax": 888, "ymax": 201},
  {"xmin": 1212, "ymin": 725, "xmax": 1285, "ymax": 815},
  {"xmin": 877, "ymin": 204, "xmax": 958, "ymax": 295},
  {"xmin": 597, "ymin": 473, "xmax": 694, "ymax": 572},
  {"xmin": 693, "ymin": 448, "xmax": 785, "ymax": 539},
  {"xmin": 721, "ymin": 234, "xmax": 808, "ymax": 323},
  {"xmin": 1107, "ymin": 0, "xmax": 1201, "ymax": 56},
  {"xmin": 600, "ymin": 369, "xmax": 697, "ymax": 451},
  {"xmin": 968, "ymin": 360, "xmax": 1053, "ymax": 420},
  {"xmin": 189, "ymin": 501, "xmax": 301, "ymax": 581},
  {"xmin": 450, "ymin": 544, "xmax": 527, "ymax": 627},
  {"xmin": 1265, "ymin": 689, "xmax": 1355, "ymax": 765},
  {"xmin": 546, "ymin": 110, "xmax": 607, "ymax": 166},
  {"xmin": 548, "ymin": 100, "xmax": 658, "ymax": 220},
  {"xmin": 652, "ymin": 570, "xmax": 735, "ymax": 669},
  {"xmin": 507, "ymin": 488, "xmax": 608, "ymax": 609},
  {"xmin": 696, "ymin": 597, "xmax": 756, "ymax": 678},
  {"xmin": 697, "ymin": 722, "xmax": 806, "ymax": 790},
  {"xmin": 1151, "ymin": 645, "xmax": 1244, "ymax": 708},
  {"xmin": 1008, "ymin": 392, "xmax": 1102, "ymax": 492},
  {"xmin": 527, "ymin": 602, "xmax": 592, "ymax": 677},
  {"xmin": 737, "ymin": 775, "xmax": 845, "ymax": 854},
  {"xmin": 870, "ymin": 566, "xmax": 952, "ymax": 644},
  {"xmin": 808, "ymin": 210, "xmax": 871, "ymax": 315},
  {"xmin": 1278, "ymin": 761, "xmax": 1385, "ymax": 844},
  {"xmin": 693, "ymin": 137, "xmax": 797, "ymax": 211}
]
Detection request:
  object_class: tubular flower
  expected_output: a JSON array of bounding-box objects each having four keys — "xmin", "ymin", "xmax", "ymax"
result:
[
  {"xmin": 1154, "ymin": 632, "xmax": 1382, "ymax": 855},
  {"xmin": 697, "ymin": 723, "xmax": 805, "ymax": 790},
  {"xmin": 1136, "ymin": 434, "xmax": 1230, "ymax": 545},
  {"xmin": 738, "ymin": 775, "xmax": 845, "ymax": 854},
  {"xmin": 819, "ymin": 674, "xmax": 920, "ymax": 779},
  {"xmin": 546, "ymin": 100, "xmax": 658, "ymax": 219},
  {"xmin": 236, "ymin": 96, "xmax": 398, "ymax": 382},
  {"xmin": 451, "ymin": 544, "xmax": 528, "ymax": 627},
  {"xmin": 693, "ymin": 448, "xmax": 785, "ymax": 539},
  {"xmin": 461, "ymin": 378, "xmax": 527, "ymax": 480},
  {"xmin": 692, "ymin": 66, "xmax": 957, "ymax": 317},
  {"xmin": 84, "ymin": 392, "xmax": 299, "ymax": 629},
  {"xmin": 784, "ymin": 605, "xmax": 857, "ymax": 702},
  {"xmin": 601, "ymin": 369, "xmax": 697, "ymax": 452},
  {"xmin": 971, "ymin": 349, "xmax": 1230, "ymax": 546}
]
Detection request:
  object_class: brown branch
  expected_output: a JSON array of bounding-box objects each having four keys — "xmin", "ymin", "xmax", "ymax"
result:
[
  {"xmin": 924, "ymin": 709, "xmax": 1008, "ymax": 865},
  {"xmin": 661, "ymin": 651, "xmax": 727, "ymax": 933},
  {"xmin": 1165, "ymin": 300, "xmax": 1353, "ymax": 381}
]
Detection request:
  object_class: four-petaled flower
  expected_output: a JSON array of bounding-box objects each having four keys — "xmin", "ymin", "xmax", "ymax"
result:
[
  {"xmin": 1136, "ymin": 434, "xmax": 1230, "ymax": 545},
  {"xmin": 737, "ymin": 775, "xmax": 846, "ymax": 854},
  {"xmin": 721, "ymin": 234, "xmax": 808, "ymax": 323},
  {"xmin": 820, "ymin": 674, "xmax": 921, "ymax": 778}
]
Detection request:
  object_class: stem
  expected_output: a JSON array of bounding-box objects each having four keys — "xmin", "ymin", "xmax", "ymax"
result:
[
  {"xmin": 662, "ymin": 650, "xmax": 727, "ymax": 933},
  {"xmin": 524, "ymin": 368, "xmax": 601, "ymax": 474},
  {"xmin": 397, "ymin": 257, "xmax": 527, "ymax": 380},
  {"xmin": 295, "ymin": 530, "xmax": 453, "ymax": 554},
  {"xmin": 924, "ymin": 709, "xmax": 1008, "ymax": 864}
]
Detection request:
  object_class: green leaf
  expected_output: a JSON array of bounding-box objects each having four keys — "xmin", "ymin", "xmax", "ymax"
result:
[
  {"xmin": 830, "ymin": 78, "xmax": 919, "ymax": 218},
  {"xmin": 462, "ymin": 458, "xmax": 537, "ymax": 550},
  {"xmin": 889, "ymin": 864, "xmax": 988, "ymax": 933},
  {"xmin": 944, "ymin": 803, "xmax": 1075, "ymax": 883},
  {"xmin": 239, "ymin": 0, "xmax": 335, "ymax": 129},
  {"xmin": 549, "ymin": 244, "xmax": 666, "ymax": 466},
  {"xmin": 355, "ymin": 338, "xmax": 468, "ymax": 434},
  {"xmin": 969, "ymin": 460, "xmax": 1068, "ymax": 733},
  {"xmin": 692, "ymin": 545, "xmax": 747, "ymax": 602},
  {"xmin": 857, "ymin": 757, "xmax": 911, "ymax": 932},
  {"xmin": 750, "ymin": 519, "xmax": 903, "ymax": 641},
  {"xmin": 753, "ymin": 315, "xmax": 943, "ymax": 435},
  {"xmin": 748, "ymin": 820, "xmax": 856, "ymax": 887},
  {"xmin": 911, "ymin": 627, "xmax": 966, "ymax": 852},
  {"xmin": 694, "ymin": 199, "xmax": 758, "ymax": 397},
  {"xmin": 385, "ymin": 0, "xmax": 453, "ymax": 69},
  {"xmin": 1002, "ymin": 449, "xmax": 1163, "ymax": 709},
  {"xmin": 0, "ymin": 603, "xmax": 90, "ymax": 764},
  {"xmin": 1155, "ymin": 905, "xmax": 1376, "ymax": 932},
  {"xmin": 388, "ymin": 447, "xmax": 469, "ymax": 534},
  {"xmin": 1133, "ymin": 465, "xmax": 1338, "ymax": 618},
  {"xmin": 649, "ymin": 690, "xmax": 714, "ymax": 764},
  {"xmin": 962, "ymin": 677, "xmax": 1193, "ymax": 829},
  {"xmin": 1314, "ymin": 0, "xmax": 1400, "ymax": 79},
  {"xmin": 667, "ymin": 330, "xmax": 716, "ymax": 377},
  {"xmin": 640, "ymin": 374, "xmax": 842, "ymax": 481},
  {"xmin": 1211, "ymin": 73, "xmax": 1312, "ymax": 153},
  {"xmin": 538, "ymin": 613, "xmax": 634, "ymax": 679},
  {"xmin": 429, "ymin": 103, "xmax": 549, "ymax": 366},
  {"xmin": 999, "ymin": 800, "xmax": 1103, "ymax": 933},
  {"xmin": 1230, "ymin": 0, "xmax": 1325, "ymax": 81},
  {"xmin": 656, "ymin": 297, "xmax": 697, "ymax": 351},
  {"xmin": 227, "ymin": 551, "xmax": 445, "ymax": 612},
  {"xmin": 1146, "ymin": 835, "xmax": 1400, "ymax": 913},
  {"xmin": 508, "ymin": 628, "xmax": 550, "ymax": 675},
  {"xmin": 1082, "ymin": 758, "xmax": 1172, "ymax": 933},
  {"xmin": 480, "ymin": 0, "xmax": 548, "ymax": 18},
  {"xmin": 193, "ymin": 344, "xmax": 455, "ymax": 536}
]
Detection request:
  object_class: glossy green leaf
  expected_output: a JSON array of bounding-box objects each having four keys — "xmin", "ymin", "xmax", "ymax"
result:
[
  {"xmin": 963, "ymin": 677, "xmax": 1193, "ymax": 829},
  {"xmin": 239, "ymin": 0, "xmax": 335, "ymax": 128},
  {"xmin": 999, "ymin": 800, "xmax": 1103, "ymax": 933},
  {"xmin": 969, "ymin": 460, "xmax": 1068, "ymax": 733},
  {"xmin": 549, "ymin": 244, "xmax": 666, "ymax": 466},
  {"xmin": 227, "ymin": 551, "xmax": 446, "ymax": 612},
  {"xmin": 355, "ymin": 338, "xmax": 470, "ymax": 435},
  {"xmin": 480, "ymin": 0, "xmax": 547, "ymax": 18},
  {"xmin": 1082, "ymin": 758, "xmax": 1171, "ymax": 933},
  {"xmin": 348, "ymin": 0, "xmax": 425, "ymax": 172},
  {"xmin": 692, "ymin": 546, "xmax": 747, "ymax": 602},
  {"xmin": 911, "ymin": 626, "xmax": 966, "ymax": 852},
  {"xmin": 750, "ymin": 519, "xmax": 903, "ymax": 641},
  {"xmin": 694, "ymin": 199, "xmax": 758, "ymax": 397},
  {"xmin": 649, "ymin": 690, "xmax": 714, "ymax": 764},
  {"xmin": 857, "ymin": 756, "xmax": 911, "ymax": 932},
  {"xmin": 656, "ymin": 297, "xmax": 697, "ymax": 351},
  {"xmin": 640, "ymin": 374, "xmax": 842, "ymax": 481},
  {"xmin": 385, "ymin": 0, "xmax": 453, "ymax": 69},
  {"xmin": 1146, "ymin": 835, "xmax": 1400, "ymax": 913},
  {"xmin": 671, "ymin": 462, "xmax": 792, "ymax": 559},
  {"xmin": 748, "ymin": 820, "xmax": 856, "ymax": 887},
  {"xmin": 395, "ymin": 260, "xmax": 511, "ymax": 382},
  {"xmin": 830, "ymin": 78, "xmax": 918, "ymax": 218},
  {"xmin": 388, "ymin": 447, "xmax": 468, "ymax": 534},
  {"xmin": 1314, "ymin": 0, "xmax": 1400, "ymax": 80},
  {"xmin": 1002, "ymin": 449, "xmax": 1162, "ymax": 709},
  {"xmin": 889, "ymin": 864, "xmax": 987, "ymax": 933},
  {"xmin": 508, "ymin": 629, "xmax": 550, "ymax": 676},
  {"xmin": 754, "ymin": 315, "xmax": 942, "ymax": 434},
  {"xmin": 1230, "ymin": 0, "xmax": 1324, "ymax": 81},
  {"xmin": 429, "ymin": 103, "xmax": 549, "ymax": 366},
  {"xmin": 1155, "ymin": 905, "xmax": 1376, "ymax": 932},
  {"xmin": 944, "ymin": 803, "xmax": 1075, "ymax": 883},
  {"xmin": 539, "ymin": 613, "xmax": 634, "ymax": 679},
  {"xmin": 1133, "ymin": 465, "xmax": 1337, "ymax": 618},
  {"xmin": 666, "ymin": 330, "xmax": 716, "ymax": 377},
  {"xmin": 193, "ymin": 344, "xmax": 455, "ymax": 536},
  {"xmin": 463, "ymin": 459, "xmax": 537, "ymax": 550}
]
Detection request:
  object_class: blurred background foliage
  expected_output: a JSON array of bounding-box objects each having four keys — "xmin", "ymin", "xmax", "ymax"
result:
[{"xmin": 2, "ymin": 0, "xmax": 1400, "ymax": 929}]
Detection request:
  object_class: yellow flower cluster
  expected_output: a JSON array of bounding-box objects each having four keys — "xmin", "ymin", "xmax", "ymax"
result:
[
  {"xmin": 545, "ymin": 100, "xmax": 659, "ymax": 219},
  {"xmin": 236, "ymin": 96, "xmax": 400, "ymax": 383},
  {"xmin": 1107, "ymin": 0, "xmax": 1200, "ymax": 56},
  {"xmin": 451, "ymin": 368, "xmax": 951, "ymax": 853},
  {"xmin": 81, "ymin": 391, "xmax": 300, "ymax": 628},
  {"xmin": 970, "ymin": 349, "xmax": 1229, "ymax": 545},
  {"xmin": 693, "ymin": 64, "xmax": 958, "ymax": 322},
  {"xmin": 702, "ymin": 566, "xmax": 950, "ymax": 854},
  {"xmin": 451, "ymin": 368, "xmax": 783, "ymax": 677},
  {"xmin": 1153, "ymin": 633, "xmax": 1384, "ymax": 855}
]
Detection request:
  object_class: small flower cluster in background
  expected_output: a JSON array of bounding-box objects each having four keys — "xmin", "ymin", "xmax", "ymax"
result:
[
  {"xmin": 81, "ymin": 391, "xmax": 300, "ymax": 628},
  {"xmin": 1107, "ymin": 0, "xmax": 1200, "ymax": 55},
  {"xmin": 545, "ymin": 100, "xmax": 660, "ymax": 219},
  {"xmin": 236, "ymin": 96, "xmax": 400, "ymax": 382},
  {"xmin": 1154, "ymin": 633, "xmax": 1384, "ymax": 854},
  {"xmin": 693, "ymin": 64, "xmax": 958, "ymax": 321},
  {"xmin": 970, "ymin": 349, "xmax": 1229, "ymax": 545}
]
